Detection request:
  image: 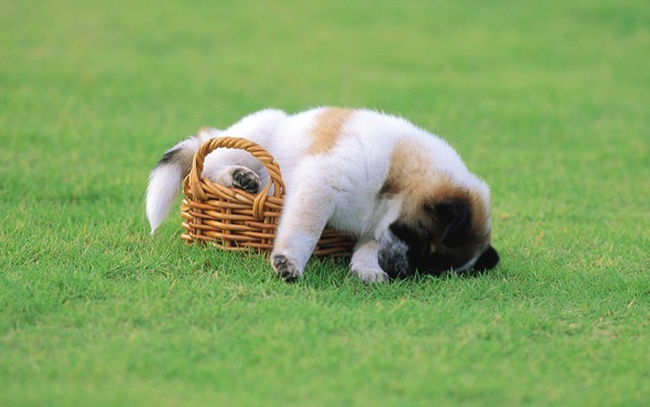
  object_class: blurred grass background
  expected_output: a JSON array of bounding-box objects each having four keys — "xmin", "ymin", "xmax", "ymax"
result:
[{"xmin": 1, "ymin": 0, "xmax": 649, "ymax": 406}]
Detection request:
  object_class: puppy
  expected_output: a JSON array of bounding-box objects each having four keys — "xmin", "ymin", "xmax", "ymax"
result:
[{"xmin": 146, "ymin": 108, "xmax": 499, "ymax": 282}]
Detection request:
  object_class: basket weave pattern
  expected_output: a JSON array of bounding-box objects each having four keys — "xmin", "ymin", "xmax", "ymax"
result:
[{"xmin": 181, "ymin": 137, "xmax": 355, "ymax": 256}]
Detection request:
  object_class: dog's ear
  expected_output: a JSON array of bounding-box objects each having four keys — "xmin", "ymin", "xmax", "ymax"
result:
[
  {"xmin": 431, "ymin": 199, "xmax": 474, "ymax": 247},
  {"xmin": 474, "ymin": 245, "xmax": 499, "ymax": 271}
]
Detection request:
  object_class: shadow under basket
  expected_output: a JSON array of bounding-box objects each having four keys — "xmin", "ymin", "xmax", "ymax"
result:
[{"xmin": 180, "ymin": 136, "xmax": 355, "ymax": 256}]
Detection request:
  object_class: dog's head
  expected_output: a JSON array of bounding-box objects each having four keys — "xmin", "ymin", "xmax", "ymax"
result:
[{"xmin": 377, "ymin": 179, "xmax": 499, "ymax": 279}]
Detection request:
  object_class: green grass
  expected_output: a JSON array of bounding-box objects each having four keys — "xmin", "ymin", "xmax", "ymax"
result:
[{"xmin": 1, "ymin": 0, "xmax": 649, "ymax": 405}]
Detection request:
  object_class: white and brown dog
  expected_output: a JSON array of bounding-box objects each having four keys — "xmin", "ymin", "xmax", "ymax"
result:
[{"xmin": 146, "ymin": 108, "xmax": 499, "ymax": 282}]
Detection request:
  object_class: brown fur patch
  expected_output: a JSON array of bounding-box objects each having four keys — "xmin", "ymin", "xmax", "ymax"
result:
[
  {"xmin": 383, "ymin": 138, "xmax": 490, "ymax": 241},
  {"xmin": 381, "ymin": 138, "xmax": 432, "ymax": 200},
  {"xmin": 308, "ymin": 108, "xmax": 354, "ymax": 155}
]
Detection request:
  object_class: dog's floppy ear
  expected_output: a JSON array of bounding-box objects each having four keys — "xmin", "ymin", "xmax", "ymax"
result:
[
  {"xmin": 474, "ymin": 245, "xmax": 499, "ymax": 271},
  {"xmin": 431, "ymin": 199, "xmax": 474, "ymax": 247}
]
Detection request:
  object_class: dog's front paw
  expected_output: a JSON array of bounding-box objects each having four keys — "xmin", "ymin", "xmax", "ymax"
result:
[
  {"xmin": 232, "ymin": 167, "xmax": 261, "ymax": 193},
  {"xmin": 272, "ymin": 254, "xmax": 302, "ymax": 282},
  {"xmin": 351, "ymin": 267, "xmax": 389, "ymax": 284}
]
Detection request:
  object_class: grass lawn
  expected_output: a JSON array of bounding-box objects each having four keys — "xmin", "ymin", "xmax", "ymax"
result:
[{"xmin": 1, "ymin": 0, "xmax": 649, "ymax": 405}]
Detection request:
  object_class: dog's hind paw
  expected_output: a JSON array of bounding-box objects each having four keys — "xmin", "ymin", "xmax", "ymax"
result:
[
  {"xmin": 214, "ymin": 166, "xmax": 261, "ymax": 193},
  {"xmin": 272, "ymin": 254, "xmax": 301, "ymax": 282},
  {"xmin": 232, "ymin": 167, "xmax": 261, "ymax": 193}
]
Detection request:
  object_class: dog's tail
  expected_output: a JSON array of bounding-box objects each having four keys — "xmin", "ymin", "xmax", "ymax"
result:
[{"xmin": 146, "ymin": 129, "xmax": 218, "ymax": 234}]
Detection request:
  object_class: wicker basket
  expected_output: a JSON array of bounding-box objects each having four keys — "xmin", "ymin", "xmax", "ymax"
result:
[{"xmin": 180, "ymin": 137, "xmax": 355, "ymax": 256}]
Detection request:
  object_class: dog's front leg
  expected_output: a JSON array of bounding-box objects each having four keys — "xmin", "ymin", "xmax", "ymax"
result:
[
  {"xmin": 271, "ymin": 185, "xmax": 337, "ymax": 281},
  {"xmin": 350, "ymin": 238, "xmax": 389, "ymax": 283}
]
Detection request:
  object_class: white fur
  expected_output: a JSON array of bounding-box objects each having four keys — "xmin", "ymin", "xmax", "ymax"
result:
[
  {"xmin": 145, "ymin": 130, "xmax": 216, "ymax": 233},
  {"xmin": 146, "ymin": 164, "xmax": 184, "ymax": 234},
  {"xmin": 350, "ymin": 238, "xmax": 389, "ymax": 283},
  {"xmin": 146, "ymin": 108, "xmax": 491, "ymax": 282}
]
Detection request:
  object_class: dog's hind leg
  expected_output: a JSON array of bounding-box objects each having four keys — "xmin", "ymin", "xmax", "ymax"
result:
[
  {"xmin": 200, "ymin": 142, "xmax": 267, "ymax": 193},
  {"xmin": 210, "ymin": 165, "xmax": 261, "ymax": 193},
  {"xmin": 201, "ymin": 109, "xmax": 288, "ymax": 193}
]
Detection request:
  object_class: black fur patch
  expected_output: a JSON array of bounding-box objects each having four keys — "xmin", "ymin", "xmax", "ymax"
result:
[
  {"xmin": 155, "ymin": 145, "xmax": 194, "ymax": 179},
  {"xmin": 156, "ymin": 148, "xmax": 182, "ymax": 167},
  {"xmin": 432, "ymin": 199, "xmax": 475, "ymax": 248},
  {"xmin": 382, "ymin": 197, "xmax": 492, "ymax": 277}
]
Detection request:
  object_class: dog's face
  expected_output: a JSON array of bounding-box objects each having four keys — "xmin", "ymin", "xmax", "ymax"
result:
[{"xmin": 377, "ymin": 197, "xmax": 499, "ymax": 279}]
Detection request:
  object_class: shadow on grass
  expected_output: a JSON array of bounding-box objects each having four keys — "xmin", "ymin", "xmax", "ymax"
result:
[
  {"xmin": 296, "ymin": 255, "xmax": 497, "ymax": 290},
  {"xmin": 178, "ymin": 243, "xmax": 500, "ymax": 291}
]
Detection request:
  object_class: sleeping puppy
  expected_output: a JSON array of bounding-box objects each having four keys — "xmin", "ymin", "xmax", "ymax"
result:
[{"xmin": 146, "ymin": 108, "xmax": 499, "ymax": 282}]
